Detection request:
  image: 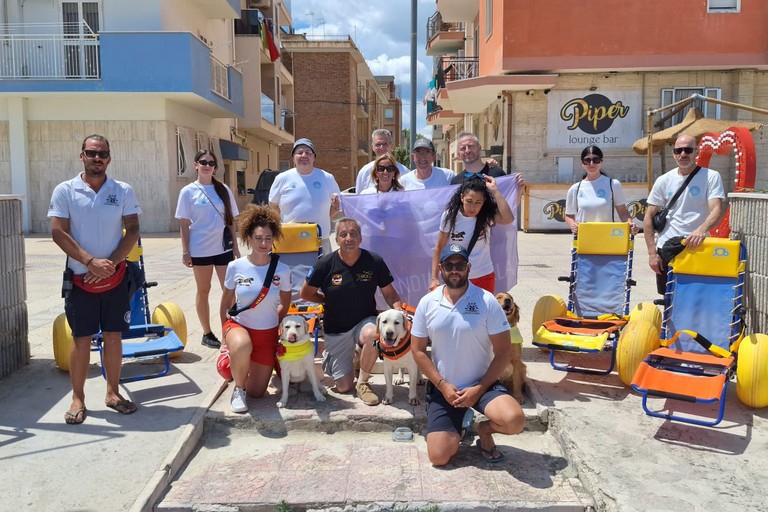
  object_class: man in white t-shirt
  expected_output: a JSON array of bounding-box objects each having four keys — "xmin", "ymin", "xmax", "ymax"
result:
[
  {"xmin": 644, "ymin": 134, "xmax": 725, "ymax": 294},
  {"xmin": 400, "ymin": 138, "xmax": 455, "ymax": 190},
  {"xmin": 48, "ymin": 134, "xmax": 142, "ymax": 424},
  {"xmin": 411, "ymin": 244, "xmax": 524, "ymax": 467},
  {"xmin": 269, "ymin": 138, "xmax": 341, "ymax": 253},
  {"xmin": 354, "ymin": 129, "xmax": 409, "ymax": 193}
]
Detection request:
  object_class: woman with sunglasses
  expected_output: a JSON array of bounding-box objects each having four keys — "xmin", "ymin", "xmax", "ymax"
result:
[
  {"xmin": 360, "ymin": 153, "xmax": 404, "ymax": 194},
  {"xmin": 565, "ymin": 145, "xmax": 637, "ymax": 235},
  {"xmin": 430, "ymin": 176, "xmax": 515, "ymax": 293},
  {"xmin": 175, "ymin": 150, "xmax": 240, "ymax": 349}
]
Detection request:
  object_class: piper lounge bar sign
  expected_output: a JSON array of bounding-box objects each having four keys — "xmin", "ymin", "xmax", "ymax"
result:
[{"xmin": 547, "ymin": 90, "xmax": 642, "ymax": 149}]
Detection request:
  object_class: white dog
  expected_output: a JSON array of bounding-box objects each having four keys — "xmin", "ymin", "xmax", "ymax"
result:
[
  {"xmin": 376, "ymin": 309, "xmax": 420, "ymax": 406},
  {"xmin": 276, "ymin": 315, "xmax": 326, "ymax": 408}
]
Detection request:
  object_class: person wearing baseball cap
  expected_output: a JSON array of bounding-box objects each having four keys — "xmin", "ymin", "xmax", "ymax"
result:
[
  {"xmin": 400, "ymin": 138, "xmax": 456, "ymax": 190},
  {"xmin": 269, "ymin": 137, "xmax": 340, "ymax": 253},
  {"xmin": 410, "ymin": 238, "xmax": 523, "ymax": 467}
]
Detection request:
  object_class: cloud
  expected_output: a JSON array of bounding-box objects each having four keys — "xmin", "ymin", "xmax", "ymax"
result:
[{"xmin": 290, "ymin": 0, "xmax": 436, "ymax": 141}]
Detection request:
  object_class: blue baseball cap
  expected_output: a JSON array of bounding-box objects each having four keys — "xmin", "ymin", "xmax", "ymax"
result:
[
  {"xmin": 292, "ymin": 138, "xmax": 316, "ymax": 156},
  {"xmin": 440, "ymin": 244, "xmax": 469, "ymax": 263}
]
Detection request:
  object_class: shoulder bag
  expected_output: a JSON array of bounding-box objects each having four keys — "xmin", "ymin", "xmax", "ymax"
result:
[
  {"xmin": 227, "ymin": 254, "xmax": 280, "ymax": 317},
  {"xmin": 652, "ymin": 166, "xmax": 700, "ymax": 232},
  {"xmin": 194, "ymin": 183, "xmax": 234, "ymax": 251}
]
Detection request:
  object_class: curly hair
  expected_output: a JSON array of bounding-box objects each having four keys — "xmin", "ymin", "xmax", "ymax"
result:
[
  {"xmin": 443, "ymin": 177, "xmax": 498, "ymax": 240},
  {"xmin": 369, "ymin": 153, "xmax": 403, "ymax": 192},
  {"xmin": 237, "ymin": 204, "xmax": 282, "ymax": 246}
]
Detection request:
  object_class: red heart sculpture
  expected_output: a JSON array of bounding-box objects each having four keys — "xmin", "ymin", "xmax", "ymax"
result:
[{"xmin": 696, "ymin": 128, "xmax": 756, "ymax": 237}]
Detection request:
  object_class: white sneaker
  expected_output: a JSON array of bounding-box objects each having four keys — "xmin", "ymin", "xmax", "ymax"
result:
[{"xmin": 230, "ymin": 387, "xmax": 248, "ymax": 413}]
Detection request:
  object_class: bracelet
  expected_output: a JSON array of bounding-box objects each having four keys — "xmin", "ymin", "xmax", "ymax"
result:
[
  {"xmin": 436, "ymin": 378, "xmax": 444, "ymax": 388},
  {"xmin": 85, "ymin": 257, "xmax": 94, "ymax": 267}
]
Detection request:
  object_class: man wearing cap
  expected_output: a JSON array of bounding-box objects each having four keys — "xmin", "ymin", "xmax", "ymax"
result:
[
  {"xmin": 400, "ymin": 138, "xmax": 455, "ymax": 190},
  {"xmin": 451, "ymin": 131, "xmax": 506, "ymax": 185},
  {"xmin": 269, "ymin": 138, "xmax": 341, "ymax": 253},
  {"xmin": 411, "ymin": 244, "xmax": 524, "ymax": 466},
  {"xmin": 354, "ymin": 129, "xmax": 410, "ymax": 193}
]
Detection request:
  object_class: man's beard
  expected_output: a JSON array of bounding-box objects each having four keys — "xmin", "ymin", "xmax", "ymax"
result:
[{"xmin": 443, "ymin": 272, "xmax": 468, "ymax": 289}]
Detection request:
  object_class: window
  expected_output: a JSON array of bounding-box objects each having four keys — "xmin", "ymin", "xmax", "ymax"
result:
[
  {"xmin": 660, "ymin": 87, "xmax": 721, "ymax": 127},
  {"xmin": 485, "ymin": 0, "xmax": 493, "ymax": 38},
  {"xmin": 384, "ymin": 107, "xmax": 394, "ymax": 120},
  {"xmin": 707, "ymin": 0, "xmax": 740, "ymax": 12},
  {"xmin": 61, "ymin": 1, "xmax": 101, "ymax": 78},
  {"xmin": 236, "ymin": 169, "xmax": 246, "ymax": 196}
]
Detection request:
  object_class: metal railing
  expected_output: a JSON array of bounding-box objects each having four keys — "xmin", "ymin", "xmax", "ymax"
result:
[
  {"xmin": 0, "ymin": 22, "xmax": 100, "ymax": 79},
  {"xmin": 357, "ymin": 84, "xmax": 368, "ymax": 113},
  {"xmin": 210, "ymin": 54, "xmax": 230, "ymax": 99},
  {"xmin": 437, "ymin": 56, "xmax": 478, "ymax": 82},
  {"xmin": 280, "ymin": 107, "xmax": 295, "ymax": 134},
  {"xmin": 426, "ymin": 11, "xmax": 465, "ymax": 42}
]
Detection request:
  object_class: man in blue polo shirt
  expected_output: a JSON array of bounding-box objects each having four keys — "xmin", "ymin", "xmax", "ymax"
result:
[{"xmin": 411, "ymin": 244, "xmax": 524, "ymax": 466}]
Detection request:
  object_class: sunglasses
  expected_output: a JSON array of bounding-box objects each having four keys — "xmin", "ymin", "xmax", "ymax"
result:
[
  {"xmin": 376, "ymin": 165, "xmax": 396, "ymax": 173},
  {"xmin": 83, "ymin": 150, "xmax": 110, "ymax": 159},
  {"xmin": 673, "ymin": 147, "xmax": 695, "ymax": 155},
  {"xmin": 197, "ymin": 160, "xmax": 216, "ymax": 167},
  {"xmin": 442, "ymin": 262, "xmax": 468, "ymax": 271},
  {"xmin": 582, "ymin": 157, "xmax": 602, "ymax": 165}
]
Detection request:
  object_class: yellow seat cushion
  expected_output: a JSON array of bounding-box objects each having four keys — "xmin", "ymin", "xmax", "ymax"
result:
[
  {"xmin": 273, "ymin": 223, "xmax": 321, "ymax": 254},
  {"xmin": 576, "ymin": 222, "xmax": 631, "ymax": 255},
  {"xmin": 671, "ymin": 238, "xmax": 742, "ymax": 278}
]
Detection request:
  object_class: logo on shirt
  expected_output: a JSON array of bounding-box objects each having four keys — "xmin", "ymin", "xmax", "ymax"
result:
[
  {"xmin": 356, "ymin": 271, "xmax": 373, "ymax": 282},
  {"xmin": 104, "ymin": 194, "xmax": 119, "ymax": 206},
  {"xmin": 272, "ymin": 276, "xmax": 281, "ymax": 286},
  {"xmin": 236, "ymin": 277, "xmax": 254, "ymax": 286},
  {"xmin": 450, "ymin": 231, "xmax": 466, "ymax": 241},
  {"xmin": 596, "ymin": 189, "xmax": 607, "ymax": 198},
  {"xmin": 331, "ymin": 273, "xmax": 343, "ymax": 286},
  {"xmin": 689, "ymin": 186, "xmax": 701, "ymax": 196},
  {"xmin": 464, "ymin": 301, "xmax": 480, "ymax": 314},
  {"xmin": 313, "ymin": 181, "xmax": 321, "ymax": 189}
]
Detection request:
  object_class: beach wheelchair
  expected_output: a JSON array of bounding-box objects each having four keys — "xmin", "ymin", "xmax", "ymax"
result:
[
  {"xmin": 532, "ymin": 222, "xmax": 661, "ymax": 379},
  {"xmin": 630, "ymin": 238, "xmax": 768, "ymax": 426},
  {"xmin": 53, "ymin": 238, "xmax": 187, "ymax": 382}
]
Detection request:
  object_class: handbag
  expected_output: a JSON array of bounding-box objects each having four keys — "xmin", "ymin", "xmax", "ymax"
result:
[
  {"xmin": 652, "ymin": 166, "xmax": 701, "ymax": 233},
  {"xmin": 194, "ymin": 183, "xmax": 234, "ymax": 251},
  {"xmin": 72, "ymin": 260, "xmax": 127, "ymax": 294}
]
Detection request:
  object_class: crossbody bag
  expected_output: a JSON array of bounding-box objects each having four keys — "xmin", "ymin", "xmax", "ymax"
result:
[
  {"xmin": 194, "ymin": 183, "xmax": 234, "ymax": 251},
  {"xmin": 227, "ymin": 253, "xmax": 280, "ymax": 317},
  {"xmin": 652, "ymin": 166, "xmax": 701, "ymax": 232}
]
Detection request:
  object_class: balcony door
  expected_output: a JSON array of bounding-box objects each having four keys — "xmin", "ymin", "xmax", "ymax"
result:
[{"xmin": 61, "ymin": 1, "xmax": 101, "ymax": 78}]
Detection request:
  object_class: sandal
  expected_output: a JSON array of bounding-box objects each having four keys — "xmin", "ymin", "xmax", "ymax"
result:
[
  {"xmin": 476, "ymin": 439, "xmax": 504, "ymax": 463},
  {"xmin": 105, "ymin": 398, "xmax": 137, "ymax": 415},
  {"xmin": 64, "ymin": 407, "xmax": 87, "ymax": 425}
]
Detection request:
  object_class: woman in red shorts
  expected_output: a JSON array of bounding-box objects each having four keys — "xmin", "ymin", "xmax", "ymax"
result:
[{"xmin": 222, "ymin": 205, "xmax": 292, "ymax": 413}]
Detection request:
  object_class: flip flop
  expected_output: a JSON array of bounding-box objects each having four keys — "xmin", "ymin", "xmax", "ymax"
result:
[
  {"xmin": 475, "ymin": 439, "xmax": 504, "ymax": 463},
  {"xmin": 105, "ymin": 399, "xmax": 137, "ymax": 415},
  {"xmin": 64, "ymin": 407, "xmax": 87, "ymax": 425}
]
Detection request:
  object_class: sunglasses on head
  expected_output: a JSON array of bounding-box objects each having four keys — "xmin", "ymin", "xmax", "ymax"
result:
[
  {"xmin": 376, "ymin": 165, "xmax": 396, "ymax": 173},
  {"xmin": 197, "ymin": 159, "xmax": 216, "ymax": 167},
  {"xmin": 442, "ymin": 262, "xmax": 468, "ymax": 271},
  {"xmin": 673, "ymin": 147, "xmax": 695, "ymax": 155},
  {"xmin": 83, "ymin": 150, "xmax": 110, "ymax": 159},
  {"xmin": 582, "ymin": 157, "xmax": 602, "ymax": 165}
]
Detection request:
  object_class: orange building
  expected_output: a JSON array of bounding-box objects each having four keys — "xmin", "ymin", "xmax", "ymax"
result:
[{"xmin": 426, "ymin": 0, "xmax": 768, "ymax": 222}]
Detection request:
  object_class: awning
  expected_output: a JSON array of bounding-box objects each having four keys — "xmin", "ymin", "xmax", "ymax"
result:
[{"xmin": 219, "ymin": 139, "xmax": 249, "ymax": 161}]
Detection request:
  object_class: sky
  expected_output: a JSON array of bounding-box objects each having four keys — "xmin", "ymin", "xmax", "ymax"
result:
[{"xmin": 289, "ymin": 0, "xmax": 436, "ymax": 141}]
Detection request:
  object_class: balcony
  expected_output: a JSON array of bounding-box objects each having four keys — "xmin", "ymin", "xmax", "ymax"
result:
[
  {"xmin": 426, "ymin": 12, "xmax": 465, "ymax": 56},
  {"xmin": 0, "ymin": 30, "xmax": 244, "ymax": 118},
  {"xmin": 188, "ymin": 0, "xmax": 240, "ymax": 19},
  {"xmin": 427, "ymin": 109, "xmax": 463, "ymax": 126},
  {"xmin": 437, "ymin": 56, "xmax": 479, "ymax": 83},
  {"xmin": 436, "ymin": 0, "xmax": 478, "ymax": 22}
]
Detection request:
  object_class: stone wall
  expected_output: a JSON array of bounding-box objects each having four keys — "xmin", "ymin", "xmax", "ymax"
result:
[
  {"xmin": 730, "ymin": 193, "xmax": 768, "ymax": 334},
  {"xmin": 0, "ymin": 196, "xmax": 29, "ymax": 379}
]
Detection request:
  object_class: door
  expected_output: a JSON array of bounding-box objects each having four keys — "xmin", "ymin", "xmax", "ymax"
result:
[{"xmin": 61, "ymin": 1, "xmax": 100, "ymax": 78}]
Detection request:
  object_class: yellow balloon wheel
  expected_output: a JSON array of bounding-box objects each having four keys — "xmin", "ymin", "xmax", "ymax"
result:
[
  {"xmin": 52, "ymin": 313, "xmax": 74, "ymax": 372},
  {"xmin": 736, "ymin": 333, "xmax": 768, "ymax": 408},
  {"xmin": 532, "ymin": 294, "xmax": 567, "ymax": 351},
  {"xmin": 615, "ymin": 320, "xmax": 660, "ymax": 386},
  {"xmin": 628, "ymin": 302, "xmax": 662, "ymax": 331},
  {"xmin": 152, "ymin": 302, "xmax": 187, "ymax": 358}
]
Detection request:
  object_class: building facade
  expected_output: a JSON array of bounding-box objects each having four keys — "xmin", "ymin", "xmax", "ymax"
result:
[{"xmin": 0, "ymin": 0, "xmax": 295, "ymax": 233}]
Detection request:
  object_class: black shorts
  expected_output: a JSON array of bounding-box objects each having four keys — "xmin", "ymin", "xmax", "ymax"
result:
[
  {"xmin": 191, "ymin": 251, "xmax": 235, "ymax": 267},
  {"xmin": 425, "ymin": 382, "xmax": 511, "ymax": 434},
  {"xmin": 64, "ymin": 276, "xmax": 130, "ymax": 337}
]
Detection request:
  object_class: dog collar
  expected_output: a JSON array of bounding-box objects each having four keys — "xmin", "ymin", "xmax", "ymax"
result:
[
  {"xmin": 375, "ymin": 333, "xmax": 411, "ymax": 361},
  {"xmin": 277, "ymin": 340, "xmax": 313, "ymax": 362}
]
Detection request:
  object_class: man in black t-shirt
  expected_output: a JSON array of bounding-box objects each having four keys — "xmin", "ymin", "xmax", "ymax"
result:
[
  {"xmin": 301, "ymin": 217, "xmax": 404, "ymax": 406},
  {"xmin": 450, "ymin": 131, "xmax": 506, "ymax": 185}
]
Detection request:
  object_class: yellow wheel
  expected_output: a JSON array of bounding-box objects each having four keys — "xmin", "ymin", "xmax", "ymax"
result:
[
  {"xmin": 52, "ymin": 313, "xmax": 74, "ymax": 372},
  {"xmin": 532, "ymin": 295, "xmax": 567, "ymax": 350},
  {"xmin": 628, "ymin": 302, "xmax": 662, "ymax": 331},
  {"xmin": 615, "ymin": 320, "xmax": 660, "ymax": 386},
  {"xmin": 152, "ymin": 302, "xmax": 187, "ymax": 358},
  {"xmin": 736, "ymin": 333, "xmax": 768, "ymax": 408}
]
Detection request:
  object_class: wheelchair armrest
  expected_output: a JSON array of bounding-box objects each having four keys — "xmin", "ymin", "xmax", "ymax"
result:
[
  {"xmin": 653, "ymin": 299, "xmax": 664, "ymax": 306},
  {"xmin": 557, "ymin": 276, "xmax": 571, "ymax": 282}
]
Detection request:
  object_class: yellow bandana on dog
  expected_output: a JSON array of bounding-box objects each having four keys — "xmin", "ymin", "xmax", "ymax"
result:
[
  {"xmin": 510, "ymin": 325, "xmax": 523, "ymax": 345},
  {"xmin": 277, "ymin": 341, "xmax": 313, "ymax": 362}
]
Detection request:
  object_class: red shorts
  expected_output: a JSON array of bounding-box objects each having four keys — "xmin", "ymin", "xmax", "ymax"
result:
[
  {"xmin": 223, "ymin": 319, "xmax": 278, "ymax": 366},
  {"xmin": 470, "ymin": 272, "xmax": 495, "ymax": 294}
]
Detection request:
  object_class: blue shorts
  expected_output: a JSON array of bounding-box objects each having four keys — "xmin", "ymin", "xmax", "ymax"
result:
[
  {"xmin": 64, "ymin": 275, "xmax": 130, "ymax": 337},
  {"xmin": 425, "ymin": 382, "xmax": 511, "ymax": 434},
  {"xmin": 191, "ymin": 251, "xmax": 234, "ymax": 267}
]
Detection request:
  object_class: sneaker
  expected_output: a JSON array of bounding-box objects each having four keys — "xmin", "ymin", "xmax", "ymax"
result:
[
  {"xmin": 201, "ymin": 332, "xmax": 221, "ymax": 349},
  {"xmin": 230, "ymin": 387, "xmax": 248, "ymax": 413},
  {"xmin": 356, "ymin": 381, "xmax": 380, "ymax": 406}
]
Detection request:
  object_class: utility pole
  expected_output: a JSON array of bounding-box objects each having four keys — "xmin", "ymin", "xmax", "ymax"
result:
[{"xmin": 410, "ymin": 0, "xmax": 417, "ymax": 167}]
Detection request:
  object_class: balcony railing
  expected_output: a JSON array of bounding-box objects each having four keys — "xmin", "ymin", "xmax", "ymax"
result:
[
  {"xmin": 357, "ymin": 85, "xmax": 369, "ymax": 113},
  {"xmin": 261, "ymin": 93, "xmax": 276, "ymax": 124},
  {"xmin": 437, "ymin": 56, "xmax": 478, "ymax": 83},
  {"xmin": 426, "ymin": 12, "xmax": 465, "ymax": 42},
  {"xmin": 281, "ymin": 107, "xmax": 295, "ymax": 134},
  {"xmin": 210, "ymin": 54, "xmax": 229, "ymax": 99},
  {"xmin": 0, "ymin": 22, "xmax": 100, "ymax": 79}
]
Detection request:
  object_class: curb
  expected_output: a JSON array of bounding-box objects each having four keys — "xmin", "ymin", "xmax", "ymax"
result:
[{"xmin": 129, "ymin": 378, "xmax": 229, "ymax": 512}]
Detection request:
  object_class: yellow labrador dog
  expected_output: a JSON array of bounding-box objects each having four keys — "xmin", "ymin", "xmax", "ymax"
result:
[
  {"xmin": 495, "ymin": 292, "xmax": 527, "ymax": 404},
  {"xmin": 376, "ymin": 309, "xmax": 420, "ymax": 406},
  {"xmin": 276, "ymin": 315, "xmax": 326, "ymax": 408}
]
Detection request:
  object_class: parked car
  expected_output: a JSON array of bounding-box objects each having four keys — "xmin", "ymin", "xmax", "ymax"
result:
[{"xmin": 247, "ymin": 169, "xmax": 281, "ymax": 204}]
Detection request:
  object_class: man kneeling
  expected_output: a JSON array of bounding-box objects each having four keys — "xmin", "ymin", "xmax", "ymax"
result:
[{"xmin": 411, "ymin": 244, "xmax": 525, "ymax": 466}]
